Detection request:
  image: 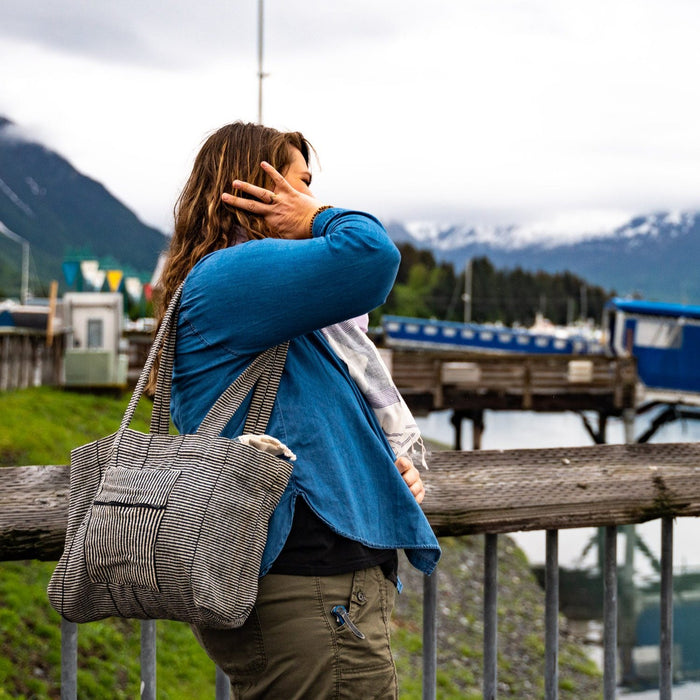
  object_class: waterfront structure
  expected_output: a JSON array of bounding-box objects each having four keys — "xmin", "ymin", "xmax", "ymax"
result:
[{"xmin": 605, "ymin": 298, "xmax": 700, "ymax": 398}]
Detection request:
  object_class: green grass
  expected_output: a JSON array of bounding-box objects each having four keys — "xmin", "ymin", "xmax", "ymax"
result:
[
  {"xmin": 0, "ymin": 387, "xmax": 215, "ymax": 698},
  {"xmin": 0, "ymin": 386, "xmax": 155, "ymax": 467}
]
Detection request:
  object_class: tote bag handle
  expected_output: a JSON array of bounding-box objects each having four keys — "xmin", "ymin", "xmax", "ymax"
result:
[
  {"xmin": 117, "ymin": 282, "xmax": 184, "ymax": 437},
  {"xmin": 117, "ymin": 281, "xmax": 288, "ymax": 443},
  {"xmin": 197, "ymin": 341, "xmax": 288, "ymax": 438}
]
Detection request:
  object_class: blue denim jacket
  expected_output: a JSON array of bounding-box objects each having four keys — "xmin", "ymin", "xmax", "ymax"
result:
[{"xmin": 171, "ymin": 208, "xmax": 441, "ymax": 576}]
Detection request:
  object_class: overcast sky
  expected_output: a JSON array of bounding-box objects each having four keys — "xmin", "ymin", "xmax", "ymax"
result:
[{"xmin": 1, "ymin": 0, "xmax": 699, "ymax": 235}]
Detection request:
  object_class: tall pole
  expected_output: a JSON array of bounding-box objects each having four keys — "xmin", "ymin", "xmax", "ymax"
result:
[
  {"xmin": 257, "ymin": 0, "xmax": 265, "ymax": 124},
  {"xmin": 21, "ymin": 241, "xmax": 29, "ymax": 305},
  {"xmin": 463, "ymin": 259, "xmax": 472, "ymax": 323},
  {"xmin": 0, "ymin": 221, "xmax": 30, "ymax": 303}
]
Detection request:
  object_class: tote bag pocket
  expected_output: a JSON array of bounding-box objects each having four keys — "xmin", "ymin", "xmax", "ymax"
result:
[
  {"xmin": 191, "ymin": 443, "xmax": 289, "ymax": 622},
  {"xmin": 84, "ymin": 466, "xmax": 181, "ymax": 592}
]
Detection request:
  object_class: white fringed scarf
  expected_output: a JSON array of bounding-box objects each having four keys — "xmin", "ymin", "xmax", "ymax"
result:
[{"xmin": 321, "ymin": 320, "xmax": 428, "ymax": 468}]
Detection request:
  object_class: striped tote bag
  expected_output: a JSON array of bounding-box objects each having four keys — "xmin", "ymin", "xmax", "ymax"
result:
[{"xmin": 47, "ymin": 283, "xmax": 294, "ymax": 629}]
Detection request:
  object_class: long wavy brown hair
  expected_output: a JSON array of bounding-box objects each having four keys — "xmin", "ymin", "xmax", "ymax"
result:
[{"xmin": 147, "ymin": 121, "xmax": 311, "ymax": 393}]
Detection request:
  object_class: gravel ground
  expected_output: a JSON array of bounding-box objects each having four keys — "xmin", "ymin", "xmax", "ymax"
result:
[{"xmin": 391, "ymin": 535, "xmax": 603, "ymax": 699}]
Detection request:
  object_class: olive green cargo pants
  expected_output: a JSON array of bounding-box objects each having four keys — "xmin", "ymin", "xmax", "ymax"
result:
[{"xmin": 192, "ymin": 565, "xmax": 398, "ymax": 699}]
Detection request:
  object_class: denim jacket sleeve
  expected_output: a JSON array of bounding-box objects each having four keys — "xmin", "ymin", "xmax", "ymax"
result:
[{"xmin": 179, "ymin": 207, "xmax": 401, "ymax": 354}]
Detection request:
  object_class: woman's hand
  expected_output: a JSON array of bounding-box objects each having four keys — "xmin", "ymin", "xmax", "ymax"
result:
[
  {"xmin": 395, "ymin": 456, "xmax": 425, "ymax": 505},
  {"xmin": 221, "ymin": 161, "xmax": 325, "ymax": 240}
]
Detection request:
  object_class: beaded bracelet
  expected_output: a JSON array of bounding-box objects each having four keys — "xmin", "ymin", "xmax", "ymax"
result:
[{"xmin": 308, "ymin": 205, "xmax": 333, "ymax": 237}]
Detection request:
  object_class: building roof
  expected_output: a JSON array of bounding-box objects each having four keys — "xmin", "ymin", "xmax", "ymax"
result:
[{"xmin": 608, "ymin": 297, "xmax": 700, "ymax": 321}]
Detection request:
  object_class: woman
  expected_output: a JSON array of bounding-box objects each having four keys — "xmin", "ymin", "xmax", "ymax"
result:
[{"xmin": 154, "ymin": 122, "xmax": 440, "ymax": 699}]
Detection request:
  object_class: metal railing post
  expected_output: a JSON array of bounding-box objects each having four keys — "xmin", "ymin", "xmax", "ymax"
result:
[
  {"xmin": 544, "ymin": 530, "xmax": 559, "ymax": 700},
  {"xmin": 603, "ymin": 526, "xmax": 618, "ymax": 700},
  {"xmin": 140, "ymin": 620, "xmax": 157, "ymax": 700},
  {"xmin": 483, "ymin": 533, "xmax": 498, "ymax": 700},
  {"xmin": 215, "ymin": 665, "xmax": 231, "ymax": 699},
  {"xmin": 422, "ymin": 570, "xmax": 438, "ymax": 700},
  {"xmin": 659, "ymin": 516, "xmax": 674, "ymax": 700},
  {"xmin": 60, "ymin": 618, "xmax": 78, "ymax": 700}
]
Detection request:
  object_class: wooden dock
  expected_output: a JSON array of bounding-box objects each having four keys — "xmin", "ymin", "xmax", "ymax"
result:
[
  {"xmin": 384, "ymin": 348, "xmax": 638, "ymax": 448},
  {"xmin": 387, "ymin": 349, "xmax": 637, "ymax": 414}
]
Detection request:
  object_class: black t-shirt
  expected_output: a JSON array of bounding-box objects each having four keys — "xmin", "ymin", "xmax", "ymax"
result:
[{"xmin": 268, "ymin": 497, "xmax": 398, "ymax": 582}]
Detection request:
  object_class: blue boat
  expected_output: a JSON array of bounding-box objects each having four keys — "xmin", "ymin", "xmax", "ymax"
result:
[
  {"xmin": 605, "ymin": 298, "xmax": 700, "ymax": 395},
  {"xmin": 382, "ymin": 315, "xmax": 601, "ymax": 355}
]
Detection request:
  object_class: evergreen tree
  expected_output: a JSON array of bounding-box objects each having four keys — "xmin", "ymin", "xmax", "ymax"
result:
[{"xmin": 372, "ymin": 245, "xmax": 615, "ymax": 327}]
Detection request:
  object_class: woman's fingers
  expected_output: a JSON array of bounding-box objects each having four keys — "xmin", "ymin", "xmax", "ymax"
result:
[
  {"xmin": 410, "ymin": 476, "xmax": 425, "ymax": 504},
  {"xmin": 221, "ymin": 192, "xmax": 270, "ymax": 214},
  {"xmin": 395, "ymin": 456, "xmax": 413, "ymax": 475},
  {"xmin": 227, "ymin": 179, "xmax": 276, "ymax": 204},
  {"xmin": 402, "ymin": 467, "xmax": 420, "ymax": 488},
  {"xmin": 221, "ymin": 161, "xmax": 287, "ymax": 205},
  {"xmin": 395, "ymin": 457, "xmax": 425, "ymax": 504},
  {"xmin": 260, "ymin": 161, "xmax": 293, "ymax": 192},
  {"xmin": 221, "ymin": 162, "xmax": 324, "ymax": 239},
  {"xmin": 221, "ymin": 162, "xmax": 293, "ymax": 213}
]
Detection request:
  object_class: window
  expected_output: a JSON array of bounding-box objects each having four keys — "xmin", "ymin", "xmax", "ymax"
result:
[{"xmin": 87, "ymin": 319, "xmax": 104, "ymax": 349}]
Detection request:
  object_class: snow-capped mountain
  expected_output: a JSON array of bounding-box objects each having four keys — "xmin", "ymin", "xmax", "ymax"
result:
[
  {"xmin": 397, "ymin": 210, "xmax": 696, "ymax": 251},
  {"xmin": 386, "ymin": 210, "xmax": 700, "ymax": 303}
]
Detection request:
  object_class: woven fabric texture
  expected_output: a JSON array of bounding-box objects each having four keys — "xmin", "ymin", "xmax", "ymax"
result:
[{"xmin": 47, "ymin": 284, "xmax": 293, "ymax": 629}]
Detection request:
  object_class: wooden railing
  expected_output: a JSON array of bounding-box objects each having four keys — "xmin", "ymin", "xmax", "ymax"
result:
[
  {"xmin": 2, "ymin": 442, "xmax": 699, "ymax": 698},
  {"xmin": 0, "ymin": 328, "xmax": 66, "ymax": 391},
  {"xmin": 0, "ymin": 330, "xmax": 149, "ymax": 392}
]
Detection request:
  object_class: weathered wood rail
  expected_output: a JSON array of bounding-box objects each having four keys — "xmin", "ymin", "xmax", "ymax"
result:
[
  {"xmin": 2, "ymin": 442, "xmax": 699, "ymax": 561},
  {"xmin": 0, "ymin": 465, "xmax": 68, "ymax": 560}
]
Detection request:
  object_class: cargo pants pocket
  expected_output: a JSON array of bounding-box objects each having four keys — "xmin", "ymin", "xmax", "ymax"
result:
[
  {"xmin": 191, "ymin": 608, "xmax": 267, "ymax": 677},
  {"xmin": 332, "ymin": 566, "xmax": 397, "ymax": 684}
]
